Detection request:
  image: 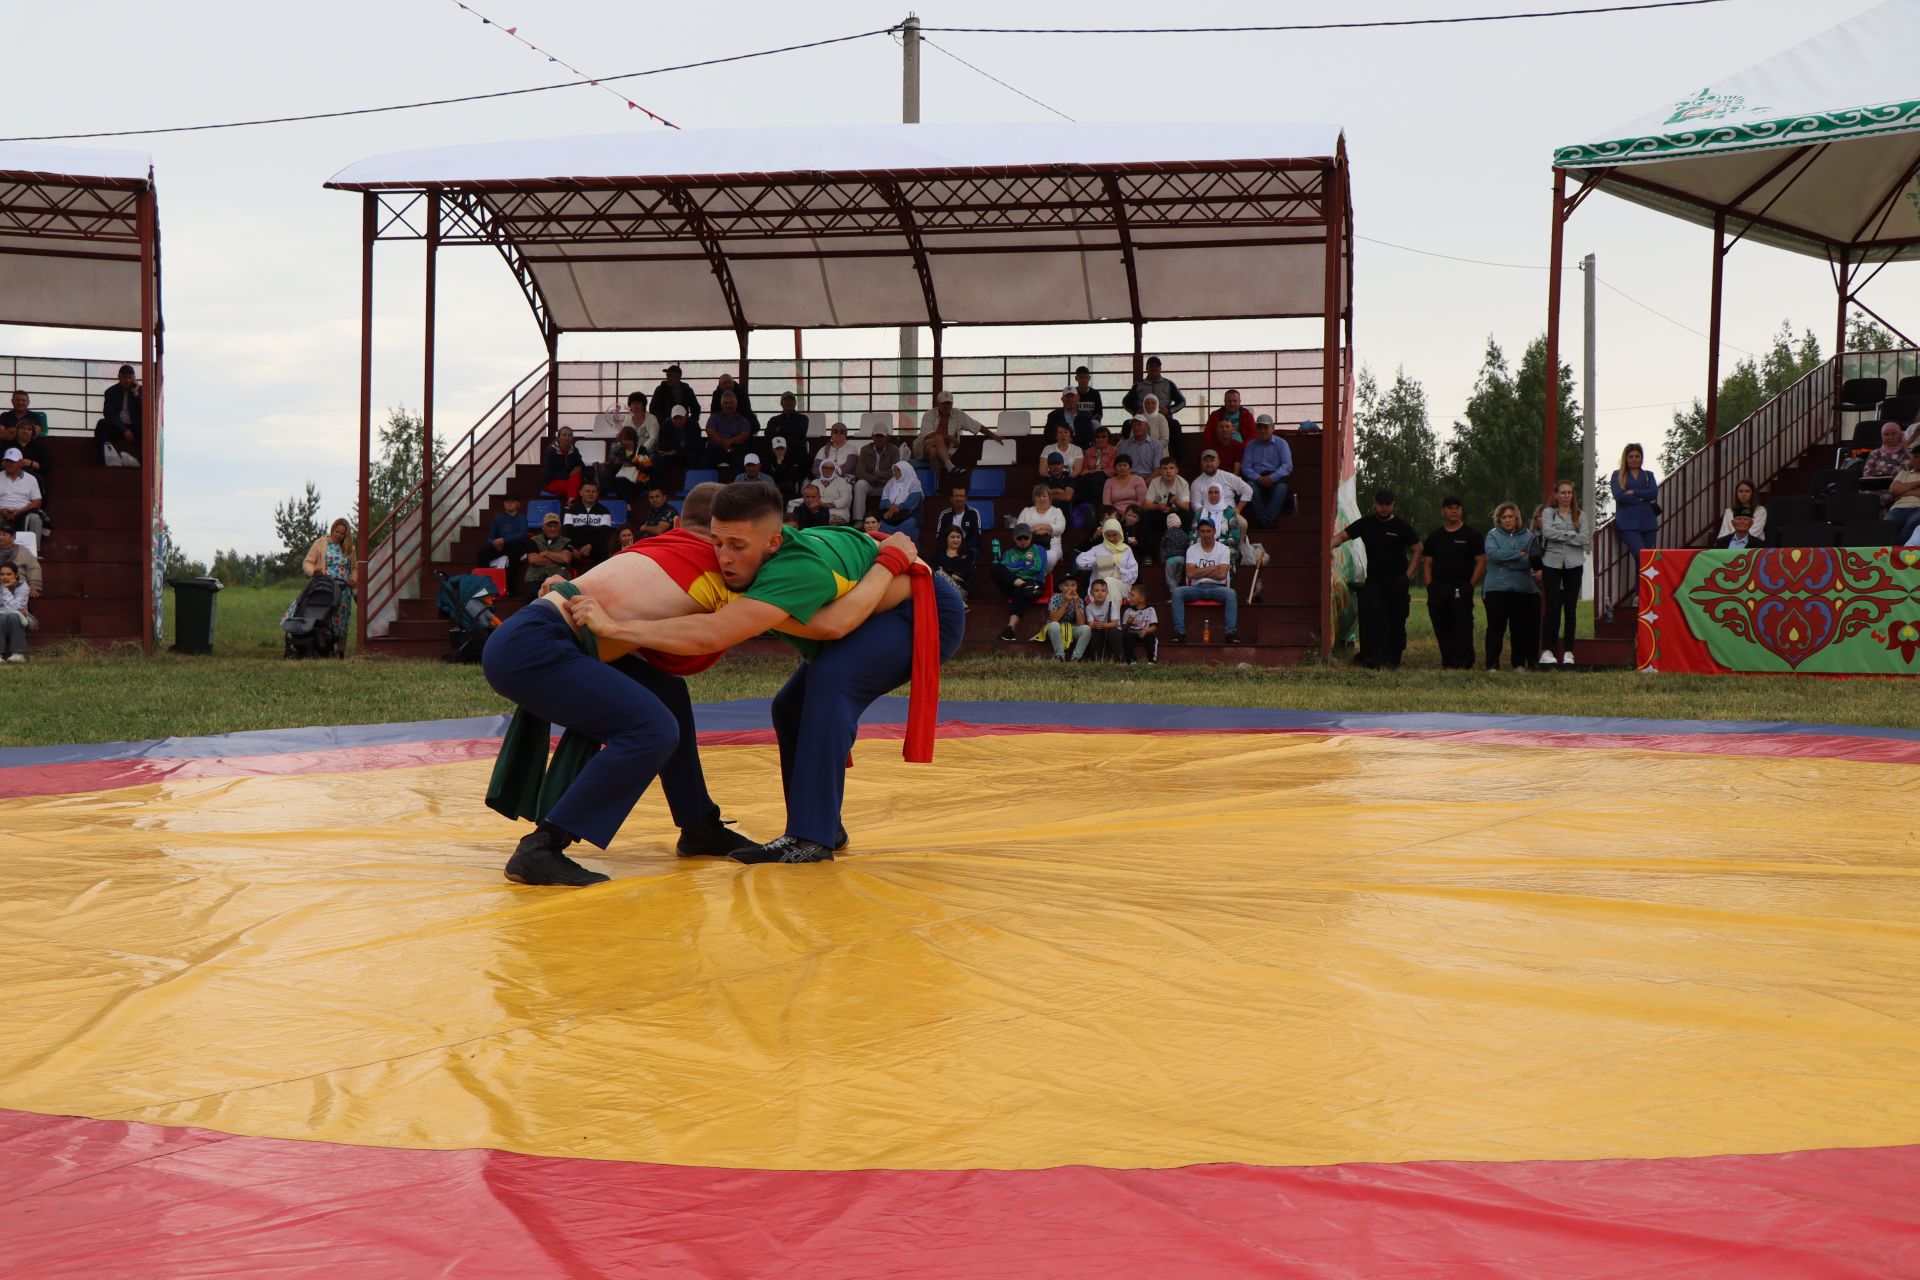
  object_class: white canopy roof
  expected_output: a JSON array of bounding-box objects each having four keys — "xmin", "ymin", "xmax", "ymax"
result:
[
  {"xmin": 0, "ymin": 142, "xmax": 155, "ymax": 331},
  {"xmin": 329, "ymin": 122, "xmax": 1349, "ymax": 334},
  {"xmin": 1554, "ymin": 0, "xmax": 1920, "ymax": 259}
]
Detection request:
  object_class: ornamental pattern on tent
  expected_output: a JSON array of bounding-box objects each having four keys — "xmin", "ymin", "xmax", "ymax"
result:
[{"xmin": 1557, "ymin": 100, "xmax": 1920, "ymax": 167}]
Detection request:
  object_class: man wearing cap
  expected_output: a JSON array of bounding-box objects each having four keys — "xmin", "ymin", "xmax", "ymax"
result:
[
  {"xmin": 1713, "ymin": 507, "xmax": 1767, "ymax": 550},
  {"xmin": 0, "ymin": 449, "xmax": 45, "ymax": 539},
  {"xmin": 1422, "ymin": 495, "xmax": 1484, "ymax": 671},
  {"xmin": 1195, "ymin": 449, "xmax": 1253, "ymax": 516},
  {"xmin": 1071, "ymin": 365, "xmax": 1106, "ymax": 431},
  {"xmin": 1240, "ymin": 417, "xmax": 1294, "ymax": 527},
  {"xmin": 766, "ymin": 390, "xmax": 809, "ymax": 455},
  {"xmin": 96, "ymin": 369, "xmax": 141, "ymax": 463},
  {"xmin": 768, "ymin": 436, "xmax": 808, "ymax": 503},
  {"xmin": 710, "ymin": 372, "xmax": 758, "ymax": 431},
  {"xmin": 523, "ymin": 512, "xmax": 575, "ymax": 599},
  {"xmin": 1332, "ymin": 488, "xmax": 1423, "ymax": 669},
  {"xmin": 1204, "ymin": 391, "xmax": 1255, "ymax": 471},
  {"xmin": 1123, "ymin": 357, "xmax": 1187, "ymax": 446},
  {"xmin": 992, "ymin": 523, "xmax": 1049, "ymax": 641},
  {"xmin": 650, "ymin": 364, "xmax": 700, "ymax": 430},
  {"xmin": 1045, "ymin": 390, "xmax": 1097, "ymax": 449},
  {"xmin": 853, "ymin": 422, "xmax": 912, "ymax": 522},
  {"xmin": 738, "ymin": 453, "xmax": 779, "ymax": 492},
  {"xmin": 914, "ymin": 390, "xmax": 1000, "ymax": 474},
  {"xmin": 654, "ymin": 403, "xmax": 691, "ymax": 476}
]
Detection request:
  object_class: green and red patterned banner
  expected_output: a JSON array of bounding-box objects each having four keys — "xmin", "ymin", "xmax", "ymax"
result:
[{"xmin": 1638, "ymin": 547, "xmax": 1920, "ymax": 675}]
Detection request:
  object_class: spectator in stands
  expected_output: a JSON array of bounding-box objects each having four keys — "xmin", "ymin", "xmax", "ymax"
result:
[
  {"xmin": 1159, "ymin": 512, "xmax": 1189, "ymax": 596},
  {"xmin": 702, "ymin": 391, "xmax": 754, "ymax": 471},
  {"xmin": 1121, "ymin": 584, "xmax": 1158, "ymax": 665},
  {"xmin": 622, "ymin": 389, "xmax": 653, "ymax": 443},
  {"xmin": 878, "ymin": 460, "xmax": 923, "ymax": 538},
  {"xmin": 916, "ymin": 390, "xmax": 1001, "ymax": 475},
  {"xmin": 768, "ymin": 436, "xmax": 809, "ymax": 503},
  {"xmin": 1608, "ymin": 443, "xmax": 1659, "ymax": 562},
  {"xmin": 1082, "ymin": 579, "xmax": 1123, "ymax": 662},
  {"xmin": 766, "ymin": 391, "xmax": 810, "ymax": 451},
  {"xmin": 294, "ymin": 518, "xmax": 355, "ymax": 645},
  {"xmin": 815, "ymin": 458, "xmax": 854, "ymax": 525},
  {"xmin": 1332, "ymin": 489, "xmax": 1422, "ymax": 670},
  {"xmin": 1886, "ymin": 444, "xmax": 1920, "ymax": 542},
  {"xmin": 934, "ymin": 527, "xmax": 974, "ymax": 601},
  {"xmin": 1042, "ymin": 453, "xmax": 1079, "ymax": 520},
  {"xmin": 1133, "ymin": 395, "xmax": 1170, "ymax": 449},
  {"xmin": 1, "ymin": 389, "xmax": 46, "ymax": 439},
  {"xmin": 1124, "ymin": 357, "xmax": 1187, "ymax": 445},
  {"xmin": 0, "ymin": 562, "xmax": 31, "ymax": 661},
  {"xmin": 654, "ymin": 404, "xmax": 691, "ymax": 476},
  {"xmin": 635, "ymin": 485, "xmax": 678, "ymax": 538},
  {"xmin": 563, "ymin": 481, "xmax": 615, "ymax": 565},
  {"xmin": 862, "ymin": 514, "xmax": 883, "ymax": 536},
  {"xmin": 1240, "ymin": 417, "xmax": 1294, "ymax": 527},
  {"xmin": 737, "ymin": 453, "xmax": 779, "ymax": 492},
  {"xmin": 854, "ymin": 423, "xmax": 912, "ymax": 520},
  {"xmin": 523, "ymin": 512, "xmax": 574, "ymax": 598},
  {"xmin": 1862, "ymin": 422, "xmax": 1910, "ymax": 504},
  {"xmin": 710, "ymin": 372, "xmax": 758, "ymax": 429},
  {"xmin": 1045, "ymin": 577, "xmax": 1090, "ymax": 661},
  {"xmin": 993, "ymin": 523, "xmax": 1049, "ymax": 641},
  {"xmin": 650, "ymin": 364, "xmax": 700, "ymax": 430},
  {"xmin": 1076, "ymin": 517, "xmax": 1139, "ymax": 604},
  {"xmin": 1044, "ymin": 422, "xmax": 1086, "ymax": 480},
  {"xmin": 0, "ymin": 526, "xmax": 42, "ymax": 599},
  {"xmin": 616, "ymin": 526, "xmax": 636, "ymax": 551},
  {"xmin": 10, "ymin": 418, "xmax": 50, "ymax": 497},
  {"xmin": 1482, "ymin": 501, "xmax": 1540, "ymax": 671},
  {"xmin": 1017, "ymin": 482, "xmax": 1067, "ymax": 570},
  {"xmin": 1117, "ymin": 416, "xmax": 1164, "ymax": 475},
  {"xmin": 601, "ymin": 423, "xmax": 650, "ymax": 501},
  {"xmin": 541, "ymin": 426, "xmax": 585, "ymax": 502},
  {"xmin": 1195, "ymin": 449, "xmax": 1253, "ymax": 516},
  {"xmin": 1047, "ymin": 390, "xmax": 1097, "ymax": 448},
  {"xmin": 1713, "ymin": 507, "xmax": 1767, "ymax": 550},
  {"xmin": 1103, "ymin": 456, "xmax": 1148, "ymax": 528},
  {"xmin": 1716, "ymin": 479, "xmax": 1768, "ymax": 540},
  {"xmin": 0, "ymin": 450, "xmax": 45, "ymax": 539},
  {"xmin": 1139, "ymin": 455, "xmax": 1190, "ymax": 561},
  {"xmin": 933, "ymin": 483, "xmax": 981, "ymax": 558},
  {"xmin": 813, "ymin": 422, "xmax": 860, "ymax": 480},
  {"xmin": 1079, "ymin": 426, "xmax": 1118, "ymax": 510},
  {"xmin": 1422, "ymin": 496, "xmax": 1483, "ymax": 671},
  {"xmin": 1169, "ymin": 517, "xmax": 1237, "ymax": 644},
  {"xmin": 791, "ymin": 483, "xmax": 833, "ymax": 530},
  {"xmin": 1071, "ymin": 364, "xmax": 1105, "ymax": 432},
  {"xmin": 481, "ymin": 493, "xmax": 528, "ymax": 576},
  {"xmin": 1203, "ymin": 390, "xmax": 1255, "ymax": 471},
  {"xmin": 1537, "ymin": 480, "xmax": 1588, "ymax": 667}
]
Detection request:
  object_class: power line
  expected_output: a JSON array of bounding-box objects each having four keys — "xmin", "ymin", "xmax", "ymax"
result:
[
  {"xmin": 918, "ymin": 35, "xmax": 1077, "ymax": 122},
  {"xmin": 1598, "ymin": 279, "xmax": 1756, "ymax": 357},
  {"xmin": 917, "ymin": 0, "xmax": 1729, "ymax": 34},
  {"xmin": 1357, "ymin": 233, "xmax": 1566, "ymax": 272},
  {"xmin": 443, "ymin": 0, "xmax": 680, "ymax": 129},
  {"xmin": 0, "ymin": 28, "xmax": 895, "ymax": 142}
]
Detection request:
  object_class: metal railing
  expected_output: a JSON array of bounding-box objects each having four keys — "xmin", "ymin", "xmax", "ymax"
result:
[
  {"xmin": 1591, "ymin": 347, "xmax": 1918, "ymax": 617},
  {"xmin": 0, "ymin": 354, "xmax": 133, "ymax": 435}
]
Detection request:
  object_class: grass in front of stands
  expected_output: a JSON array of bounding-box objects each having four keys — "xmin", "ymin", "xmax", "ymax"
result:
[{"xmin": 6, "ymin": 587, "xmax": 1915, "ymax": 748}]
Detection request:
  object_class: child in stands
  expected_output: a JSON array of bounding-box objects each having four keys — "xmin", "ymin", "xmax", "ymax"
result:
[{"xmin": 1121, "ymin": 584, "xmax": 1158, "ymax": 665}]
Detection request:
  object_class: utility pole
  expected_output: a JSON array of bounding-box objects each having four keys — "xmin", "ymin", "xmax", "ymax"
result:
[
  {"xmin": 899, "ymin": 13, "xmax": 921, "ymax": 416},
  {"xmin": 1580, "ymin": 253, "xmax": 1597, "ymax": 610}
]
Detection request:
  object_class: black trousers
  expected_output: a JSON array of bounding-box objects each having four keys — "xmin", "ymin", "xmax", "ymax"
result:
[
  {"xmin": 1426, "ymin": 581, "xmax": 1476, "ymax": 669},
  {"xmin": 1357, "ymin": 581, "xmax": 1410, "ymax": 668},
  {"xmin": 1541, "ymin": 565, "xmax": 1582, "ymax": 653},
  {"xmin": 1084, "ymin": 627, "xmax": 1124, "ymax": 662},
  {"xmin": 991, "ymin": 564, "xmax": 1043, "ymax": 612},
  {"xmin": 1122, "ymin": 629, "xmax": 1158, "ymax": 664},
  {"xmin": 1483, "ymin": 590, "xmax": 1540, "ymax": 670}
]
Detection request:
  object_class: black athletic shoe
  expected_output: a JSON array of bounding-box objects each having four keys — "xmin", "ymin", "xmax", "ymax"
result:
[
  {"xmin": 504, "ymin": 828, "xmax": 610, "ymax": 887},
  {"xmin": 1226, "ymin": 631, "xmax": 1242, "ymax": 644},
  {"xmin": 833, "ymin": 825, "xmax": 850, "ymax": 852},
  {"xmin": 676, "ymin": 814, "xmax": 758, "ymax": 859},
  {"xmin": 999, "ymin": 625, "xmax": 1017, "ymax": 642},
  {"xmin": 1170, "ymin": 631, "xmax": 1187, "ymax": 645},
  {"xmin": 732, "ymin": 835, "xmax": 836, "ymax": 865}
]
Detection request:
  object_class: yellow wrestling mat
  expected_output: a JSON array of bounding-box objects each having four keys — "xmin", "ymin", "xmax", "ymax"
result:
[{"xmin": 7, "ymin": 720, "xmax": 1920, "ymax": 1175}]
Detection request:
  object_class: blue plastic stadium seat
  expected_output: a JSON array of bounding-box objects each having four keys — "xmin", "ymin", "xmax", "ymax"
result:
[
  {"xmin": 526, "ymin": 498, "xmax": 562, "ymax": 526},
  {"xmin": 967, "ymin": 467, "xmax": 1006, "ymax": 498},
  {"xmin": 969, "ymin": 499, "xmax": 997, "ymax": 532},
  {"xmin": 680, "ymin": 468, "xmax": 720, "ymax": 496},
  {"xmin": 602, "ymin": 499, "xmax": 628, "ymax": 525},
  {"xmin": 915, "ymin": 466, "xmax": 939, "ymax": 496}
]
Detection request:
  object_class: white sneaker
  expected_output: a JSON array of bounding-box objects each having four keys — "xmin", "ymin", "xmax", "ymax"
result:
[
  {"xmin": 1538, "ymin": 649, "xmax": 1558, "ymax": 665},
  {"xmin": 1562, "ymin": 650, "xmax": 1577, "ymax": 666},
  {"xmin": 4, "ymin": 653, "xmax": 23, "ymax": 662}
]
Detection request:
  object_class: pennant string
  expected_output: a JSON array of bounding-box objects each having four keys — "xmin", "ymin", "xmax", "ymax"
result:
[{"xmin": 445, "ymin": 0, "xmax": 680, "ymax": 128}]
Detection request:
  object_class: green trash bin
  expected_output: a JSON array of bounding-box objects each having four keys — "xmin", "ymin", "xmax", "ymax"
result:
[{"xmin": 169, "ymin": 577, "xmax": 224, "ymax": 654}]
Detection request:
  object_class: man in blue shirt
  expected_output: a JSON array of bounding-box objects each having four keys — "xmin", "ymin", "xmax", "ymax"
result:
[
  {"xmin": 1116, "ymin": 416, "xmax": 1164, "ymax": 475},
  {"xmin": 479, "ymin": 493, "xmax": 529, "ymax": 579},
  {"xmin": 701, "ymin": 390, "xmax": 754, "ymax": 471},
  {"xmin": 1239, "ymin": 419, "xmax": 1294, "ymax": 527}
]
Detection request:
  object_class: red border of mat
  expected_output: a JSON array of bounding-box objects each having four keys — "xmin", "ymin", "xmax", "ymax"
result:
[{"xmin": 5, "ymin": 1109, "xmax": 1917, "ymax": 1279}]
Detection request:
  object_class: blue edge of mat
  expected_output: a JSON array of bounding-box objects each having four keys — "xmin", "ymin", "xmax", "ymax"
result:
[{"xmin": 4, "ymin": 698, "xmax": 1918, "ymax": 769}]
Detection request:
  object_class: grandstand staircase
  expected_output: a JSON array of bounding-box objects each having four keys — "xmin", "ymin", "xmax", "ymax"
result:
[{"xmin": 32, "ymin": 437, "xmax": 145, "ymax": 647}]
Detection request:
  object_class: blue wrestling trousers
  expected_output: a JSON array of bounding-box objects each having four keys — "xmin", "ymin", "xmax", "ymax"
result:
[
  {"xmin": 771, "ymin": 574, "xmax": 966, "ymax": 846},
  {"xmin": 481, "ymin": 601, "xmax": 717, "ymax": 848}
]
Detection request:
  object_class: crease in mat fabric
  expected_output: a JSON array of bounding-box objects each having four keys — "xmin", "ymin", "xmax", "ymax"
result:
[{"xmin": 5, "ymin": 702, "xmax": 1919, "ymax": 1276}]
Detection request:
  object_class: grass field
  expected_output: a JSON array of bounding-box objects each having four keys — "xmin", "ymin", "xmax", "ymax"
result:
[{"xmin": 3, "ymin": 585, "xmax": 1912, "ymax": 748}]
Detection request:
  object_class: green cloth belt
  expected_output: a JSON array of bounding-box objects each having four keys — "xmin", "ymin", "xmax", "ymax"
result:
[{"xmin": 485, "ymin": 583, "xmax": 604, "ymax": 825}]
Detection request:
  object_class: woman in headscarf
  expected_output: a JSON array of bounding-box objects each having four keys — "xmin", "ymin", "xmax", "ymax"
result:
[
  {"xmin": 1075, "ymin": 516, "xmax": 1138, "ymax": 603},
  {"xmin": 877, "ymin": 460, "xmax": 923, "ymax": 539}
]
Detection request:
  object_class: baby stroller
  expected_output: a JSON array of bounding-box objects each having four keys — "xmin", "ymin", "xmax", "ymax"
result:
[
  {"xmin": 436, "ymin": 572, "xmax": 501, "ymax": 664},
  {"xmin": 282, "ymin": 574, "xmax": 349, "ymax": 659}
]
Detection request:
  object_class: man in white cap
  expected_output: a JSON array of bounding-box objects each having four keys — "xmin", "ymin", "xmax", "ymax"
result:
[
  {"xmin": 767, "ymin": 435, "xmax": 808, "ymax": 502},
  {"xmin": 853, "ymin": 421, "xmax": 912, "ymax": 521},
  {"xmin": 914, "ymin": 390, "xmax": 999, "ymax": 475},
  {"xmin": 655, "ymin": 403, "xmax": 691, "ymax": 474},
  {"xmin": 738, "ymin": 452, "xmax": 779, "ymax": 492},
  {"xmin": 0, "ymin": 449, "xmax": 45, "ymax": 538}
]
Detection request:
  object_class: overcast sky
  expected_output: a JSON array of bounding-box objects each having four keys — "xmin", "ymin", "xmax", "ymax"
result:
[{"xmin": 3, "ymin": 0, "xmax": 1893, "ymax": 557}]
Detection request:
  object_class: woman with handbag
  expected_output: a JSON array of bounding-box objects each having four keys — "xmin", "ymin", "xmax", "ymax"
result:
[{"xmin": 1608, "ymin": 443, "xmax": 1659, "ymax": 566}]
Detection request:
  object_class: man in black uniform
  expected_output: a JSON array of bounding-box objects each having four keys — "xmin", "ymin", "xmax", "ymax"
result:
[
  {"xmin": 1421, "ymin": 495, "xmax": 1484, "ymax": 670},
  {"xmin": 1331, "ymin": 488, "xmax": 1423, "ymax": 669}
]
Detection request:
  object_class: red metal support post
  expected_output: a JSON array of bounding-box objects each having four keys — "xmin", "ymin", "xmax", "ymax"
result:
[
  {"xmin": 1705, "ymin": 211, "xmax": 1726, "ymax": 443},
  {"xmin": 137, "ymin": 187, "xmax": 157, "ymax": 654},
  {"xmin": 420, "ymin": 192, "xmax": 439, "ymax": 597},
  {"xmin": 356, "ymin": 192, "xmax": 375, "ymax": 654},
  {"xmin": 544, "ymin": 319, "xmax": 560, "ymax": 437},
  {"xmin": 1542, "ymin": 168, "xmax": 1568, "ymax": 506},
  {"xmin": 1834, "ymin": 250, "xmax": 1852, "ymax": 439},
  {"xmin": 1317, "ymin": 153, "xmax": 1344, "ymax": 658}
]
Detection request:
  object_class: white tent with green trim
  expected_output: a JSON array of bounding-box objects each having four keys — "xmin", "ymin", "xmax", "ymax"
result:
[{"xmin": 1554, "ymin": 0, "xmax": 1920, "ymax": 261}]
